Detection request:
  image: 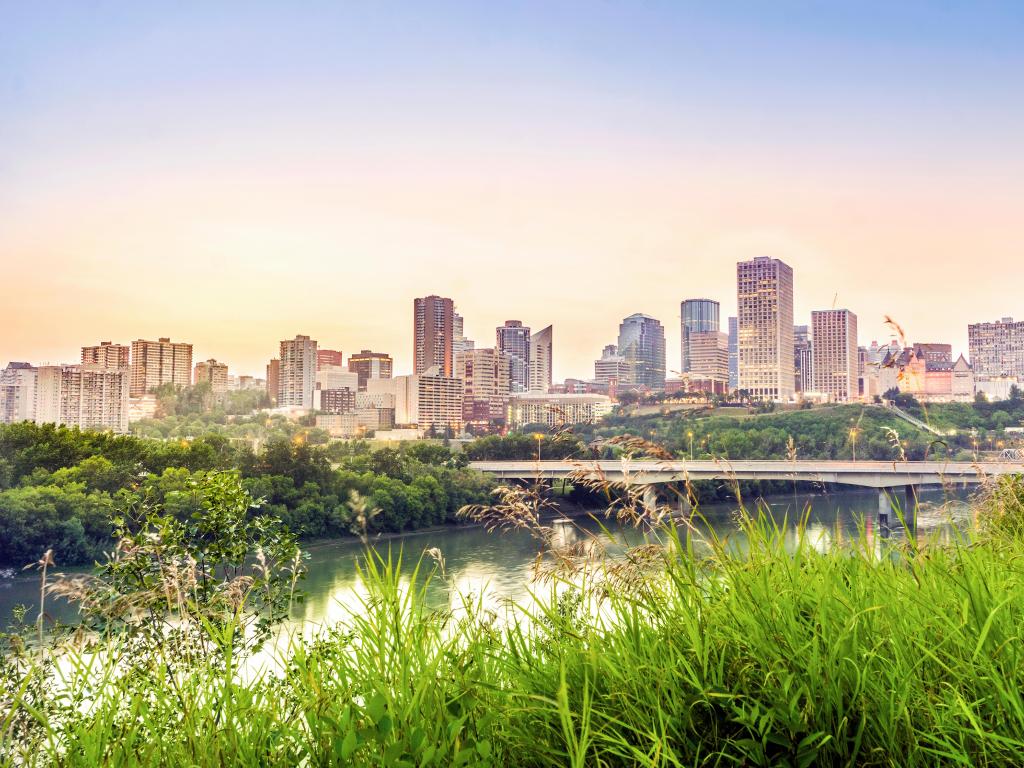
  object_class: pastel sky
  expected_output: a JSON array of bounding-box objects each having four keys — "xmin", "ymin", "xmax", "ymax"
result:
[{"xmin": 2, "ymin": 1, "xmax": 1023, "ymax": 378}]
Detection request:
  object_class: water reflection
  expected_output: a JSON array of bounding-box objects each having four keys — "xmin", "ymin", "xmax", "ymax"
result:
[{"xmin": 0, "ymin": 488, "xmax": 978, "ymax": 631}]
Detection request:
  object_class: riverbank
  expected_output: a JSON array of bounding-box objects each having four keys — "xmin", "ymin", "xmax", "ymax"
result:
[{"xmin": 3, "ymin": 476, "xmax": 1022, "ymax": 766}]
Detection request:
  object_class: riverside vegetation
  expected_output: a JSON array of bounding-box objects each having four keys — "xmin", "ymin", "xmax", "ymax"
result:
[
  {"xmin": 3, "ymin": 434, "xmax": 1024, "ymax": 766},
  {"xmin": 0, "ymin": 422, "xmax": 494, "ymax": 567}
]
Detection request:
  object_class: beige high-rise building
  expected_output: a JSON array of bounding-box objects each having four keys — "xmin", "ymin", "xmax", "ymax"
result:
[
  {"xmin": 34, "ymin": 364, "xmax": 129, "ymax": 433},
  {"xmin": 130, "ymin": 337, "xmax": 193, "ymax": 396},
  {"xmin": 279, "ymin": 335, "xmax": 318, "ymax": 410},
  {"xmin": 0, "ymin": 362, "xmax": 37, "ymax": 424},
  {"xmin": 414, "ymin": 295, "xmax": 455, "ymax": 377},
  {"xmin": 529, "ymin": 325, "xmax": 553, "ymax": 393},
  {"xmin": 82, "ymin": 341, "xmax": 130, "ymax": 369},
  {"xmin": 389, "ymin": 371, "xmax": 463, "ymax": 433},
  {"xmin": 455, "ymin": 347, "xmax": 511, "ymax": 428},
  {"xmin": 266, "ymin": 359, "xmax": 280, "ymax": 405},
  {"xmin": 737, "ymin": 257, "xmax": 795, "ymax": 401},
  {"xmin": 193, "ymin": 359, "xmax": 229, "ymax": 392},
  {"xmin": 688, "ymin": 331, "xmax": 730, "ymax": 384},
  {"xmin": 811, "ymin": 309, "xmax": 858, "ymax": 402},
  {"xmin": 968, "ymin": 317, "xmax": 1024, "ymax": 378}
]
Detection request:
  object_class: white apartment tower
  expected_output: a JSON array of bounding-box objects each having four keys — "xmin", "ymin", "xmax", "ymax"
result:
[
  {"xmin": 279, "ymin": 335, "xmax": 318, "ymax": 409},
  {"xmin": 737, "ymin": 257, "xmax": 795, "ymax": 401},
  {"xmin": 811, "ymin": 309, "xmax": 859, "ymax": 402}
]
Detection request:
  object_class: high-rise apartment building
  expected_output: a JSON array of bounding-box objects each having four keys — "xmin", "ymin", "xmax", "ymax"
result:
[
  {"xmin": 727, "ymin": 317, "xmax": 738, "ymax": 391},
  {"xmin": 317, "ymin": 349, "xmax": 344, "ymax": 369},
  {"xmin": 617, "ymin": 314, "xmax": 665, "ymax": 390},
  {"xmin": 968, "ymin": 318, "xmax": 1024, "ymax": 378},
  {"xmin": 82, "ymin": 341, "xmax": 129, "ymax": 369},
  {"xmin": 129, "ymin": 338, "xmax": 193, "ymax": 396},
  {"xmin": 279, "ymin": 335, "xmax": 318, "ymax": 409},
  {"xmin": 794, "ymin": 325, "xmax": 813, "ymax": 394},
  {"xmin": 35, "ymin": 364, "xmax": 130, "ymax": 433},
  {"xmin": 414, "ymin": 295, "xmax": 455, "ymax": 377},
  {"xmin": 688, "ymin": 331, "xmax": 729, "ymax": 384},
  {"xmin": 811, "ymin": 309, "xmax": 858, "ymax": 402},
  {"xmin": 456, "ymin": 347, "xmax": 511, "ymax": 429},
  {"xmin": 529, "ymin": 325, "xmax": 553, "ymax": 393},
  {"xmin": 507, "ymin": 393, "xmax": 613, "ymax": 429},
  {"xmin": 496, "ymin": 320, "xmax": 531, "ymax": 393},
  {"xmin": 193, "ymin": 359, "xmax": 229, "ymax": 391},
  {"xmin": 266, "ymin": 359, "xmax": 280, "ymax": 405},
  {"xmin": 0, "ymin": 362, "xmax": 37, "ymax": 424},
  {"xmin": 347, "ymin": 350, "xmax": 393, "ymax": 391},
  {"xmin": 390, "ymin": 372, "xmax": 463, "ymax": 434},
  {"xmin": 680, "ymin": 299, "xmax": 720, "ymax": 373},
  {"xmin": 737, "ymin": 257, "xmax": 795, "ymax": 401}
]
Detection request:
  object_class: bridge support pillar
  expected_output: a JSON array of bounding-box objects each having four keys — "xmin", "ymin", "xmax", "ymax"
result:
[
  {"xmin": 904, "ymin": 485, "xmax": 919, "ymax": 535},
  {"xmin": 878, "ymin": 490, "xmax": 892, "ymax": 527},
  {"xmin": 642, "ymin": 485, "xmax": 659, "ymax": 516}
]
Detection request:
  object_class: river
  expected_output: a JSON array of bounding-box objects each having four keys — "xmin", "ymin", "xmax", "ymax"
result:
[{"xmin": 0, "ymin": 487, "xmax": 977, "ymax": 632}]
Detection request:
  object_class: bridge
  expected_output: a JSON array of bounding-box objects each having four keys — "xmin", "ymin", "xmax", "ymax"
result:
[{"xmin": 468, "ymin": 459, "xmax": 1024, "ymax": 522}]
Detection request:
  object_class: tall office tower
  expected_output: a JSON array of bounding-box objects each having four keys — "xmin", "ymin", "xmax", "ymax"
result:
[
  {"xmin": 414, "ymin": 295, "xmax": 455, "ymax": 376},
  {"xmin": 34, "ymin": 364, "xmax": 130, "ymax": 433},
  {"xmin": 456, "ymin": 347, "xmax": 511, "ymax": 429},
  {"xmin": 617, "ymin": 314, "xmax": 665, "ymax": 390},
  {"xmin": 453, "ymin": 312, "xmax": 475, "ymax": 355},
  {"xmin": 594, "ymin": 345, "xmax": 631, "ymax": 386},
  {"xmin": 727, "ymin": 317, "xmax": 739, "ymax": 390},
  {"xmin": 529, "ymin": 325, "xmax": 553, "ymax": 393},
  {"xmin": 688, "ymin": 331, "xmax": 730, "ymax": 383},
  {"xmin": 736, "ymin": 257, "xmax": 795, "ymax": 401},
  {"xmin": 266, "ymin": 359, "xmax": 280, "ymax": 405},
  {"xmin": 347, "ymin": 350, "xmax": 393, "ymax": 391},
  {"xmin": 0, "ymin": 362, "xmax": 37, "ymax": 424},
  {"xmin": 496, "ymin": 320, "xmax": 531, "ymax": 393},
  {"xmin": 82, "ymin": 341, "xmax": 129, "ymax": 369},
  {"xmin": 193, "ymin": 359, "xmax": 229, "ymax": 391},
  {"xmin": 680, "ymin": 299, "xmax": 720, "ymax": 373},
  {"xmin": 811, "ymin": 309, "xmax": 858, "ymax": 402},
  {"xmin": 317, "ymin": 349, "xmax": 344, "ymax": 369},
  {"xmin": 910, "ymin": 343, "xmax": 952, "ymax": 365},
  {"xmin": 279, "ymin": 335, "xmax": 318, "ymax": 409},
  {"xmin": 794, "ymin": 325, "xmax": 813, "ymax": 393},
  {"xmin": 969, "ymin": 318, "xmax": 1024, "ymax": 377},
  {"xmin": 129, "ymin": 337, "xmax": 193, "ymax": 396}
]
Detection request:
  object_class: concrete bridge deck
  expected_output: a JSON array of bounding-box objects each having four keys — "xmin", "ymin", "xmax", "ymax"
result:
[{"xmin": 469, "ymin": 459, "xmax": 1023, "ymax": 490}]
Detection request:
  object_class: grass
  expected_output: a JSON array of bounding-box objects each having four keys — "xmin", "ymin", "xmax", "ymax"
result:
[{"xmin": 4, "ymin": 477, "xmax": 1024, "ymax": 766}]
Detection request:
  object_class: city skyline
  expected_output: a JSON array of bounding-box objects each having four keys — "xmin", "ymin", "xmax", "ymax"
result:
[{"xmin": 3, "ymin": 3, "xmax": 1024, "ymax": 377}]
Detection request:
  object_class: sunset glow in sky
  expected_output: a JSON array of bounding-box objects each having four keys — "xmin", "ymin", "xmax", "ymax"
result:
[{"xmin": 2, "ymin": 2, "xmax": 1023, "ymax": 378}]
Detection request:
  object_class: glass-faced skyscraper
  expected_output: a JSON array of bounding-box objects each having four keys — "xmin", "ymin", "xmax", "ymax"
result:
[
  {"xmin": 680, "ymin": 299, "xmax": 720, "ymax": 373},
  {"xmin": 496, "ymin": 320, "xmax": 531, "ymax": 393},
  {"xmin": 736, "ymin": 257, "xmax": 794, "ymax": 401},
  {"xmin": 617, "ymin": 313, "xmax": 666, "ymax": 390}
]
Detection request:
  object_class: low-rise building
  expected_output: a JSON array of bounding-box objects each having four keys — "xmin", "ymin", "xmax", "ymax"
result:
[{"xmin": 507, "ymin": 392, "xmax": 613, "ymax": 429}]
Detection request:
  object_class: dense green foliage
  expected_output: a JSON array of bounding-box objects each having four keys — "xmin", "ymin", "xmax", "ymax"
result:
[
  {"xmin": 5, "ymin": 476, "xmax": 1024, "ymax": 765},
  {"xmin": 574, "ymin": 401, "xmax": 1023, "ymax": 461},
  {"xmin": 0, "ymin": 423, "xmax": 493, "ymax": 567}
]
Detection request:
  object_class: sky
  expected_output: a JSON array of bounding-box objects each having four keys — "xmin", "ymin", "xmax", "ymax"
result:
[{"xmin": 2, "ymin": 1, "xmax": 1023, "ymax": 378}]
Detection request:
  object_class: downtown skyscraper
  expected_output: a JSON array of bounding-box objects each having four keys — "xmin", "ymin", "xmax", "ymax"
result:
[
  {"xmin": 279, "ymin": 335, "xmax": 318, "ymax": 409},
  {"xmin": 529, "ymin": 325, "xmax": 553, "ymax": 393},
  {"xmin": 413, "ymin": 295, "xmax": 455, "ymax": 377},
  {"xmin": 496, "ymin": 320, "xmax": 531, "ymax": 393},
  {"xmin": 737, "ymin": 257, "xmax": 794, "ymax": 401},
  {"xmin": 680, "ymin": 299, "xmax": 720, "ymax": 373},
  {"xmin": 617, "ymin": 314, "xmax": 666, "ymax": 390}
]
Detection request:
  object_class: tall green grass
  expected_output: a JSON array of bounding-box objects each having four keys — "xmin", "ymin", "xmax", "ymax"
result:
[{"xmin": 5, "ymin": 479, "xmax": 1024, "ymax": 766}]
